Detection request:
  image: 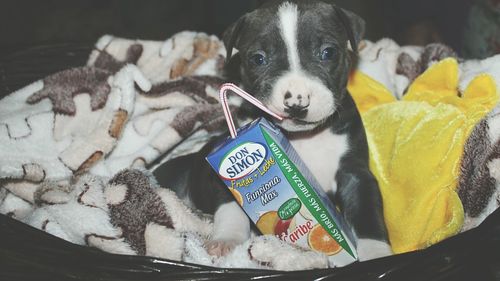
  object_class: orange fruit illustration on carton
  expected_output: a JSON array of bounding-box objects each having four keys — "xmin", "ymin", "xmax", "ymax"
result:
[
  {"xmin": 229, "ymin": 188, "xmax": 244, "ymax": 206},
  {"xmin": 308, "ymin": 224, "xmax": 342, "ymax": 255},
  {"xmin": 256, "ymin": 211, "xmax": 279, "ymax": 234}
]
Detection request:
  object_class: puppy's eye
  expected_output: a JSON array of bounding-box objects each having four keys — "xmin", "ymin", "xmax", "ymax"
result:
[
  {"xmin": 250, "ymin": 53, "xmax": 268, "ymax": 66},
  {"xmin": 320, "ymin": 47, "xmax": 335, "ymax": 61}
]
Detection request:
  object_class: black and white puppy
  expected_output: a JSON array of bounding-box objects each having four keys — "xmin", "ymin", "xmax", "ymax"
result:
[{"xmin": 154, "ymin": 0, "xmax": 391, "ymax": 261}]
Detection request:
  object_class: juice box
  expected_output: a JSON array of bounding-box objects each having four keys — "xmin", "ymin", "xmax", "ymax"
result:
[{"xmin": 206, "ymin": 117, "xmax": 358, "ymax": 266}]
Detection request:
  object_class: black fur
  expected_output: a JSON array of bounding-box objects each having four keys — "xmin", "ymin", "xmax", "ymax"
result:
[
  {"xmin": 155, "ymin": 0, "xmax": 389, "ymax": 246},
  {"xmin": 153, "ymin": 137, "xmax": 232, "ymax": 215}
]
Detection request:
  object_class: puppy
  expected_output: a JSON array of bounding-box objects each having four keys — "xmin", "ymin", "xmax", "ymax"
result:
[{"xmin": 154, "ymin": 0, "xmax": 392, "ymax": 261}]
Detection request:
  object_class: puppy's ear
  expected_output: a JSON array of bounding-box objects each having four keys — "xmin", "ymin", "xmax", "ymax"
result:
[
  {"xmin": 335, "ymin": 7, "xmax": 365, "ymax": 53},
  {"xmin": 222, "ymin": 15, "xmax": 247, "ymax": 63}
]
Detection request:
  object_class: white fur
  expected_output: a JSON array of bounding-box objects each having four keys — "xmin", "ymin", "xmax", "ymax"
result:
[
  {"xmin": 182, "ymin": 232, "xmax": 219, "ymax": 267},
  {"xmin": 87, "ymin": 33, "xmax": 224, "ymax": 177},
  {"xmin": 459, "ymin": 54, "xmax": 500, "ymax": 93},
  {"xmin": 144, "ymin": 222, "xmax": 184, "ymax": 260},
  {"xmin": 156, "ymin": 188, "xmax": 212, "ymax": 235},
  {"xmin": 278, "ymin": 2, "xmax": 300, "ymax": 71},
  {"xmin": 87, "ymin": 34, "xmax": 115, "ymax": 66},
  {"xmin": 0, "ymin": 192, "xmax": 34, "ymax": 220},
  {"xmin": 488, "ymin": 158, "xmax": 500, "ymax": 181},
  {"xmin": 95, "ymin": 34, "xmax": 114, "ymax": 51},
  {"xmin": 87, "ymin": 235, "xmax": 136, "ymax": 255},
  {"xmin": 290, "ymin": 128, "xmax": 349, "ymax": 194},
  {"xmin": 270, "ymin": 73, "xmax": 336, "ymax": 132},
  {"xmin": 488, "ymin": 114, "xmax": 500, "ymax": 146},
  {"xmin": 104, "ymin": 184, "xmax": 128, "ymax": 205},
  {"xmin": 23, "ymin": 175, "xmax": 122, "ymax": 246},
  {"xmin": 202, "ymin": 201, "xmax": 251, "ymax": 257},
  {"xmin": 247, "ymin": 236, "xmax": 328, "ymax": 271},
  {"xmin": 25, "ymin": 193, "xmax": 120, "ymax": 245},
  {"xmin": 356, "ymin": 238, "xmax": 393, "ymax": 261},
  {"xmin": 0, "ymin": 93, "xmax": 73, "ymax": 181},
  {"xmin": 357, "ymin": 38, "xmax": 423, "ymax": 99},
  {"xmin": 40, "ymin": 190, "xmax": 71, "ymax": 204},
  {"xmin": 3, "ymin": 181, "xmax": 39, "ymax": 203},
  {"xmin": 270, "ymin": 3, "xmax": 336, "ymax": 132},
  {"xmin": 55, "ymin": 65, "xmax": 145, "ymax": 174},
  {"xmin": 211, "ymin": 201, "xmax": 250, "ymax": 243},
  {"xmin": 0, "ymin": 81, "xmax": 48, "ymax": 139}
]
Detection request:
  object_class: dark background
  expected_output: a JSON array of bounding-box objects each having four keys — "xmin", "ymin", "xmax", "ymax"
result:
[{"xmin": 0, "ymin": 0, "xmax": 479, "ymax": 57}]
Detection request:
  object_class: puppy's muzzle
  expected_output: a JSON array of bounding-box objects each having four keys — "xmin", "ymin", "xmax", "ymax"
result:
[{"xmin": 283, "ymin": 90, "xmax": 310, "ymax": 119}]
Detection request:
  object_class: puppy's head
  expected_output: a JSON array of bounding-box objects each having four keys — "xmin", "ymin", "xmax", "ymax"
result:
[{"xmin": 223, "ymin": 0, "xmax": 365, "ymax": 132}]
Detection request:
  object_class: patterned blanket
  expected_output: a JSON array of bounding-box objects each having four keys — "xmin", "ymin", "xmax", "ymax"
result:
[
  {"xmin": 0, "ymin": 32, "xmax": 499, "ymax": 270},
  {"xmin": 0, "ymin": 32, "xmax": 328, "ymax": 271}
]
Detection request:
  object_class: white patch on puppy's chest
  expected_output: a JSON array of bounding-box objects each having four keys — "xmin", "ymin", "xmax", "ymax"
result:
[{"xmin": 290, "ymin": 130, "xmax": 348, "ymax": 195}]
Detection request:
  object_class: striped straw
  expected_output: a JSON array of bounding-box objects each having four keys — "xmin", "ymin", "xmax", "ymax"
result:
[{"xmin": 219, "ymin": 83, "xmax": 283, "ymax": 139}]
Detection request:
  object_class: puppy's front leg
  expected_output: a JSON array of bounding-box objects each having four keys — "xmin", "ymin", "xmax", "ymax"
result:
[
  {"xmin": 205, "ymin": 201, "xmax": 251, "ymax": 257},
  {"xmin": 336, "ymin": 163, "xmax": 392, "ymax": 261}
]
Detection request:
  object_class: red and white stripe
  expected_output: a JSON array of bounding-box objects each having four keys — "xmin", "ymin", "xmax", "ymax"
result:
[{"xmin": 219, "ymin": 83, "xmax": 283, "ymax": 139}]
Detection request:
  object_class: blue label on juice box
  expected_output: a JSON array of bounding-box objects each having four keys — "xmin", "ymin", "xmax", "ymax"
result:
[{"xmin": 206, "ymin": 118, "xmax": 357, "ymax": 264}]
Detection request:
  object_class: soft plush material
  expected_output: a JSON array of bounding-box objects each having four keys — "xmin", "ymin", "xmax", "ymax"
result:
[
  {"xmin": 0, "ymin": 32, "xmax": 330, "ymax": 271},
  {"xmin": 459, "ymin": 97, "xmax": 500, "ymax": 232},
  {"xmin": 355, "ymin": 38, "xmax": 458, "ymax": 100},
  {"xmin": 1, "ymin": 33, "xmax": 500, "ymax": 268},
  {"xmin": 348, "ymin": 58, "xmax": 499, "ymax": 253},
  {"xmin": 23, "ymin": 168, "xmax": 328, "ymax": 270}
]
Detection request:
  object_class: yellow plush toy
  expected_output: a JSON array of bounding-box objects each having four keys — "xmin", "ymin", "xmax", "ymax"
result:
[{"xmin": 348, "ymin": 58, "xmax": 498, "ymax": 254}]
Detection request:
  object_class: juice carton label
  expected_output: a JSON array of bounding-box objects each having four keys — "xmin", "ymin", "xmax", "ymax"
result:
[{"xmin": 206, "ymin": 118, "xmax": 357, "ymax": 265}]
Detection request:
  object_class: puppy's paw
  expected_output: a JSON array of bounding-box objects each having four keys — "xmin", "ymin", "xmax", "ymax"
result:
[
  {"xmin": 357, "ymin": 239, "xmax": 393, "ymax": 261},
  {"xmin": 205, "ymin": 239, "xmax": 239, "ymax": 257}
]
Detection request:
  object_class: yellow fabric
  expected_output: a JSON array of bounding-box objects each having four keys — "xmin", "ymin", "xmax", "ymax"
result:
[
  {"xmin": 347, "ymin": 58, "xmax": 498, "ymax": 253},
  {"xmin": 348, "ymin": 70, "xmax": 396, "ymax": 112}
]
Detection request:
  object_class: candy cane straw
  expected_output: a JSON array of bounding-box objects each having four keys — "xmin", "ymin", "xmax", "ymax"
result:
[{"xmin": 219, "ymin": 83, "xmax": 283, "ymax": 139}]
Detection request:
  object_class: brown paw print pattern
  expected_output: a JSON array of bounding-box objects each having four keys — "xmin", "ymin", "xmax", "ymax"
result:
[
  {"xmin": 93, "ymin": 43, "xmax": 144, "ymax": 73},
  {"xmin": 107, "ymin": 169, "xmax": 174, "ymax": 255},
  {"xmin": 26, "ymin": 67, "xmax": 112, "ymax": 116},
  {"xmin": 141, "ymin": 75, "xmax": 224, "ymax": 101},
  {"xmin": 140, "ymin": 75, "xmax": 231, "ymax": 138},
  {"xmin": 397, "ymin": 43, "xmax": 458, "ymax": 85},
  {"xmin": 170, "ymin": 36, "xmax": 223, "ymax": 79},
  {"xmin": 458, "ymin": 118, "xmax": 498, "ymax": 218}
]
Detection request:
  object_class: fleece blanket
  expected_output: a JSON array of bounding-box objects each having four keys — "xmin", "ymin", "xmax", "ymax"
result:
[
  {"xmin": 0, "ymin": 32, "xmax": 329, "ymax": 271},
  {"xmin": 1, "ymin": 32, "xmax": 500, "ymax": 270}
]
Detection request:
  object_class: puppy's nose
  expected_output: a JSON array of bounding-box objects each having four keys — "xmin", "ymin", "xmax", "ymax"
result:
[{"xmin": 283, "ymin": 91, "xmax": 310, "ymax": 118}]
